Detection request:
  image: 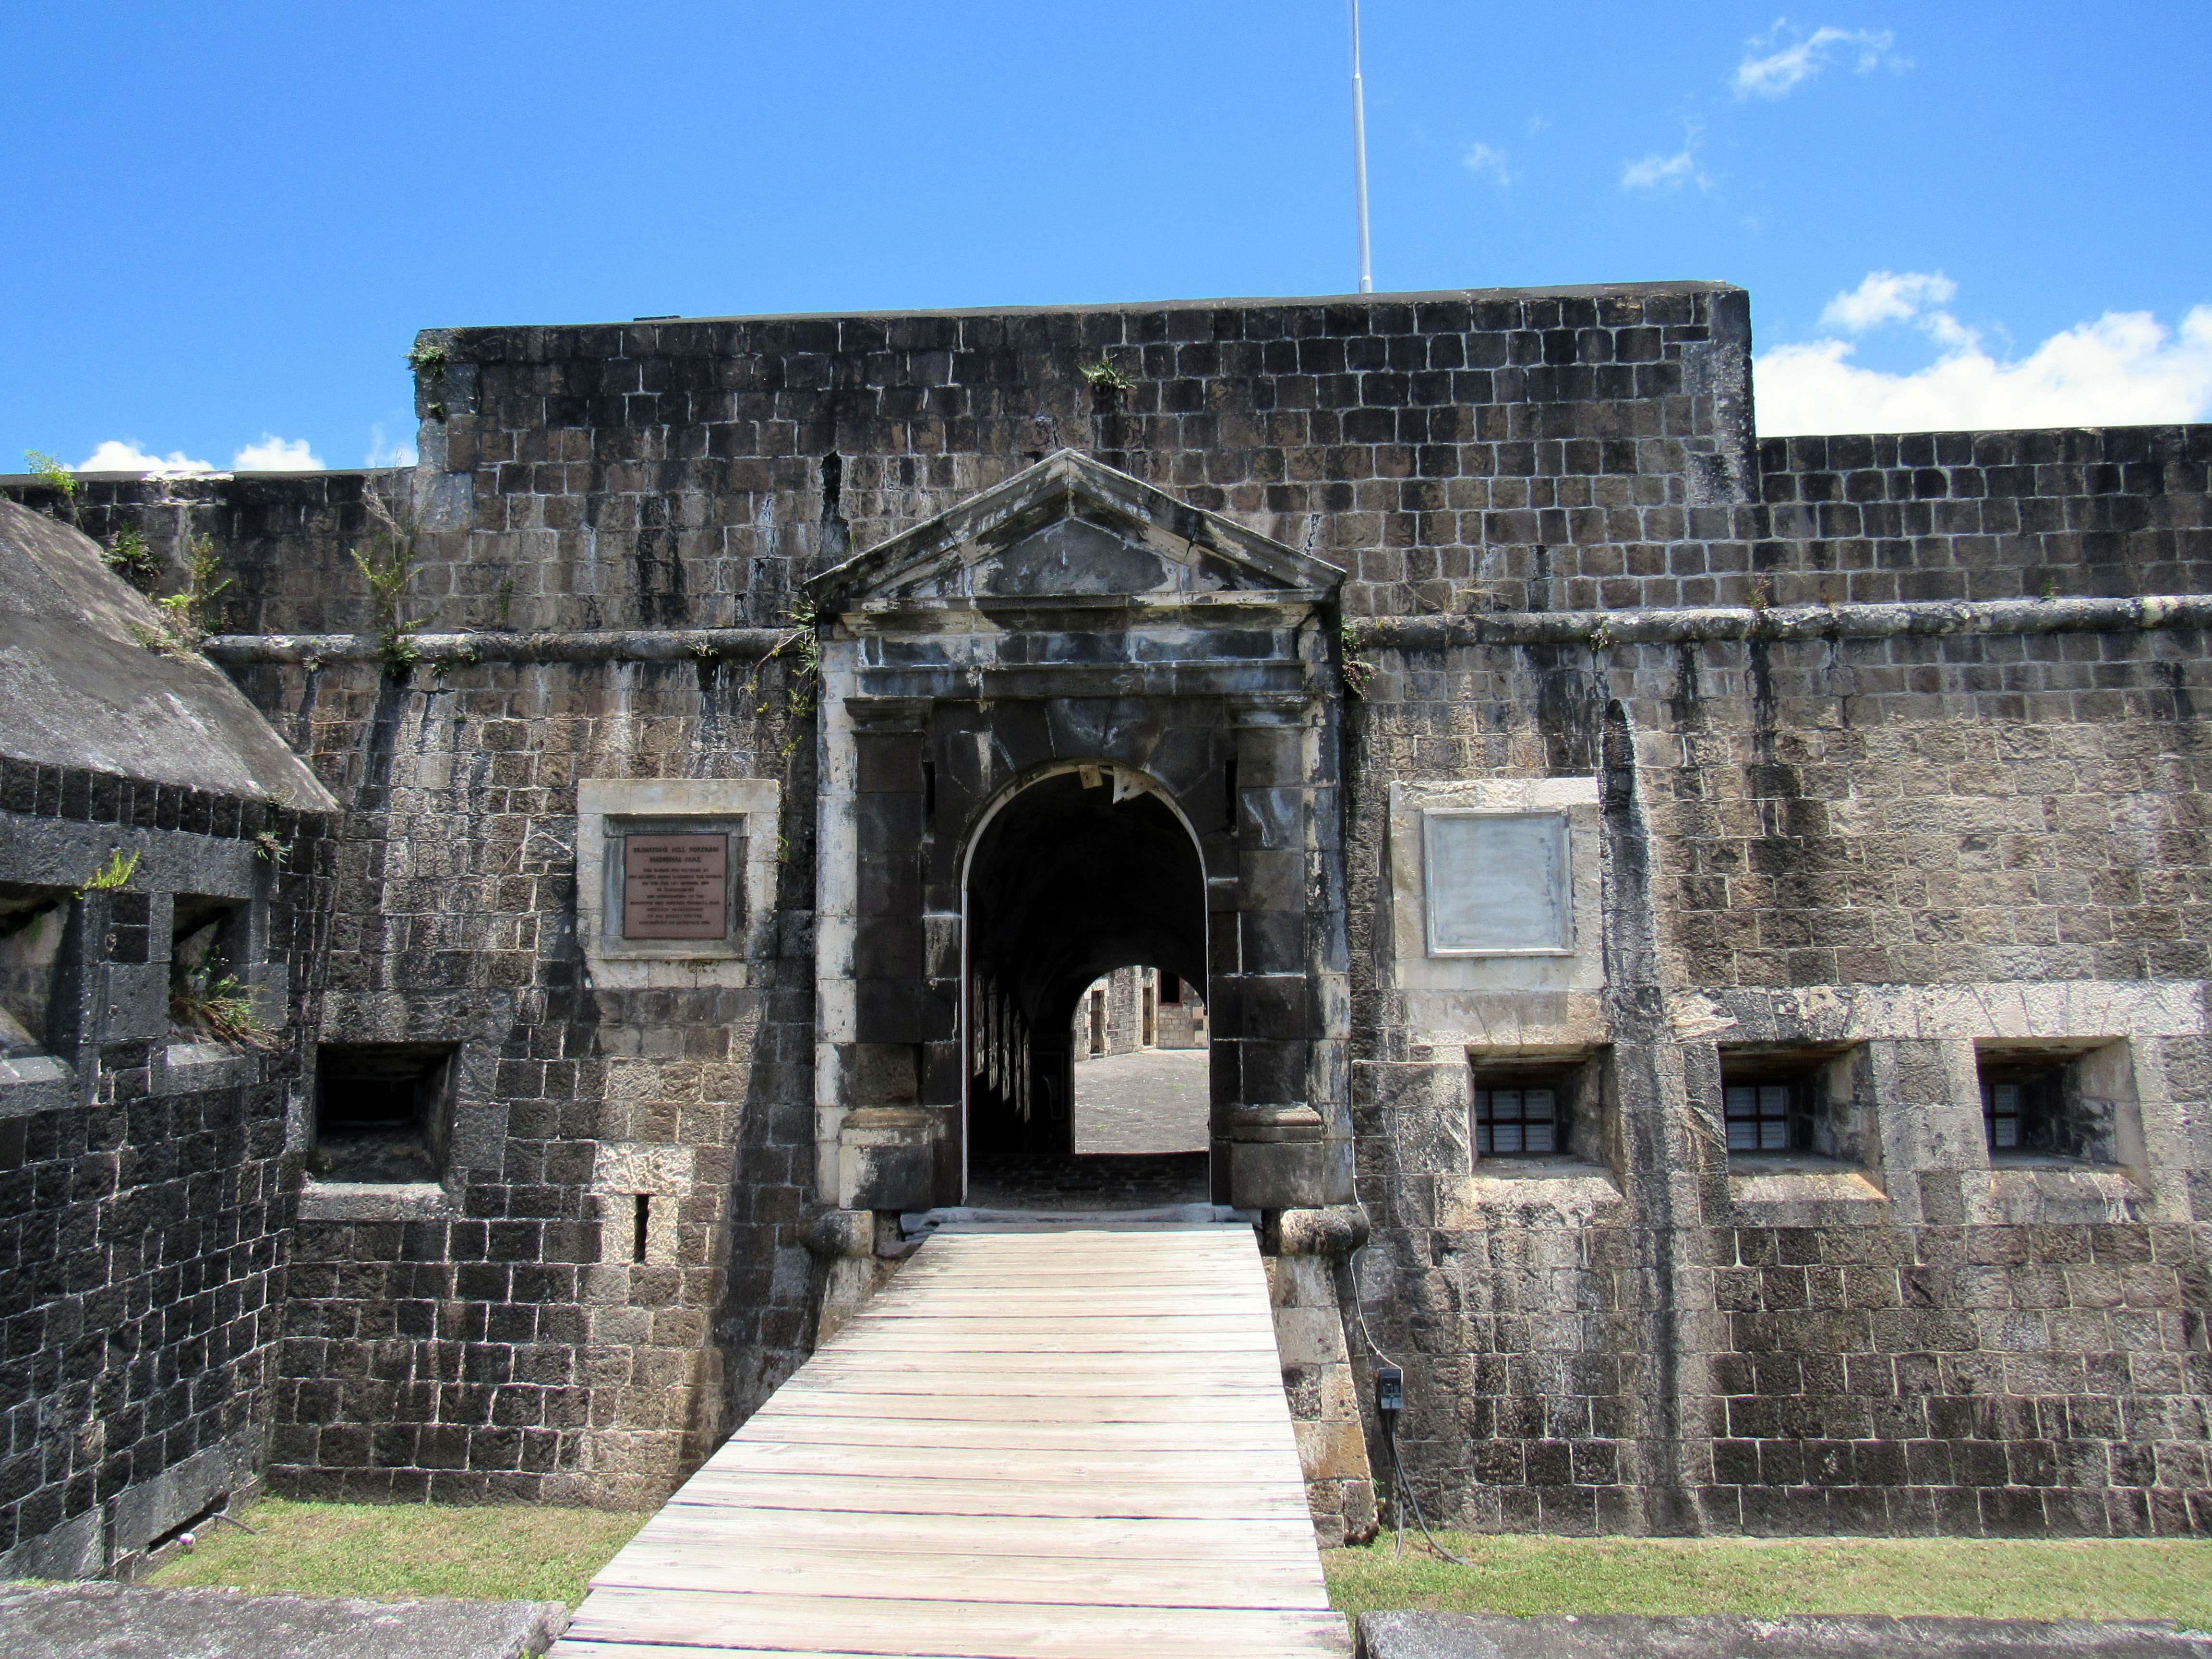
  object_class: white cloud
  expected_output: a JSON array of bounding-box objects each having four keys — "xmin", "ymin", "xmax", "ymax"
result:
[
  {"xmin": 1819, "ymin": 269, "xmax": 1958, "ymax": 332},
  {"xmin": 1734, "ymin": 21, "xmax": 1903, "ymax": 99},
  {"xmin": 77, "ymin": 439, "xmax": 216, "ymax": 475},
  {"xmin": 366, "ymin": 423, "xmax": 418, "ymax": 468},
  {"xmin": 71, "ymin": 433, "xmax": 328, "ymax": 475},
  {"xmin": 232, "ymin": 434, "xmax": 323, "ymax": 470},
  {"xmin": 1755, "ymin": 304, "xmax": 2212, "ymax": 435},
  {"xmin": 1622, "ymin": 148, "xmax": 1700, "ymax": 192},
  {"xmin": 1463, "ymin": 142, "xmax": 1512, "ymax": 185}
]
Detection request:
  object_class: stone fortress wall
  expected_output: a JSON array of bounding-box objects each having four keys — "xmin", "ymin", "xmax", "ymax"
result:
[{"xmin": 3, "ymin": 283, "xmax": 2206, "ymax": 1544}]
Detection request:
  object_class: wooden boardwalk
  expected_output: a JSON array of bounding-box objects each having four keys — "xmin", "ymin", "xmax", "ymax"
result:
[{"xmin": 553, "ymin": 1221, "xmax": 1347, "ymax": 1659}]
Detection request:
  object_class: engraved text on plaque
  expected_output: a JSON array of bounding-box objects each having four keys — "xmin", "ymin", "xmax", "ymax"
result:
[{"xmin": 622, "ymin": 835, "xmax": 729, "ymax": 939}]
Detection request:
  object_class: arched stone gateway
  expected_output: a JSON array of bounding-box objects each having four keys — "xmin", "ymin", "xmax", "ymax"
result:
[{"xmin": 806, "ymin": 449, "xmax": 1354, "ymax": 1217}]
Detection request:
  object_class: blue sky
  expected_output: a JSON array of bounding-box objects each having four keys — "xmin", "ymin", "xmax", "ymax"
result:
[{"xmin": 5, "ymin": 1, "xmax": 2207, "ymax": 471}]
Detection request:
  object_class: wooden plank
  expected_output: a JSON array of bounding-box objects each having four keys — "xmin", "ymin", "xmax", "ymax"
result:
[
  {"xmin": 696, "ymin": 1437, "xmax": 1298, "ymax": 1472},
  {"xmin": 757, "ymin": 1390, "xmax": 1289, "ymax": 1423},
  {"xmin": 917, "ymin": 1255, "xmax": 1262, "ymax": 1265},
  {"xmin": 843, "ymin": 1299, "xmax": 1274, "ymax": 1319},
  {"xmin": 688, "ymin": 1443, "xmax": 1307, "ymax": 1484},
  {"xmin": 846, "ymin": 1318, "xmax": 1273, "ymax": 1335},
  {"xmin": 739, "ymin": 1392, "xmax": 1286, "ymax": 1424},
  {"xmin": 667, "ymin": 1474, "xmax": 1309, "ymax": 1519},
  {"xmin": 685, "ymin": 1440, "xmax": 1306, "ymax": 1485},
  {"xmin": 858, "ymin": 1293, "xmax": 1270, "ymax": 1314},
  {"xmin": 885, "ymin": 1270, "xmax": 1269, "ymax": 1282},
  {"xmin": 801, "ymin": 1332, "xmax": 1280, "ymax": 1353},
  {"xmin": 629, "ymin": 1507, "xmax": 1322, "ymax": 1558},
  {"xmin": 588, "ymin": 1549, "xmax": 1328, "ymax": 1610},
  {"xmin": 796, "ymin": 1354, "xmax": 1292, "ymax": 1380},
  {"xmin": 730, "ymin": 1416, "xmax": 1298, "ymax": 1453},
  {"xmin": 906, "ymin": 1256, "xmax": 1264, "ymax": 1268},
  {"xmin": 819, "ymin": 1330, "xmax": 1279, "ymax": 1355},
  {"xmin": 866, "ymin": 1285, "xmax": 1268, "ymax": 1298},
  {"xmin": 850, "ymin": 1310, "xmax": 1272, "ymax": 1329},
  {"xmin": 559, "ymin": 1587, "xmax": 1351, "ymax": 1659},
  {"xmin": 682, "ymin": 1465, "xmax": 1313, "ymax": 1507},
  {"xmin": 789, "ymin": 1355, "xmax": 1283, "ymax": 1381},
  {"xmin": 784, "ymin": 1371, "xmax": 1286, "ymax": 1398},
  {"xmin": 920, "ymin": 1230, "xmax": 1265, "ymax": 1238}
]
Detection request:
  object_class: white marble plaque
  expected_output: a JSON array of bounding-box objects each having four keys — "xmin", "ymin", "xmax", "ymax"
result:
[{"xmin": 1423, "ymin": 811, "xmax": 1570, "ymax": 955}]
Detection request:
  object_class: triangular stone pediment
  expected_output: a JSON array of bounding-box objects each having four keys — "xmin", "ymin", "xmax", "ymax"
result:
[{"xmin": 807, "ymin": 449, "xmax": 1344, "ymax": 609}]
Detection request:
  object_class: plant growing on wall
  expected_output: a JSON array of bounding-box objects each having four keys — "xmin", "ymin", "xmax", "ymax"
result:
[
  {"xmin": 740, "ymin": 600, "xmax": 823, "ymax": 760},
  {"xmin": 169, "ymin": 940, "xmax": 275, "ymax": 1050},
  {"xmin": 774, "ymin": 599, "xmax": 822, "ymax": 686},
  {"xmin": 350, "ymin": 481, "xmax": 426, "ymax": 671},
  {"xmin": 24, "ymin": 450, "xmax": 81, "ymax": 527},
  {"xmin": 102, "ymin": 527, "xmax": 163, "ymax": 590},
  {"xmin": 1340, "ymin": 618, "xmax": 1377, "ymax": 697},
  {"xmin": 77, "ymin": 850, "xmax": 141, "ymax": 894},
  {"xmin": 132, "ymin": 535, "xmax": 229, "ymax": 656},
  {"xmin": 1078, "ymin": 358, "xmax": 1134, "ymax": 394},
  {"xmin": 407, "ymin": 341, "xmax": 451, "ymax": 422}
]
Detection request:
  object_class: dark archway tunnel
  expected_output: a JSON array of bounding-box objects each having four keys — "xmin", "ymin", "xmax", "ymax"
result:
[{"xmin": 964, "ymin": 769, "xmax": 1207, "ymax": 1173}]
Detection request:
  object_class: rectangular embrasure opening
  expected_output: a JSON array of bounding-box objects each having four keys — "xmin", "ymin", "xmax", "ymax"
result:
[
  {"xmin": 169, "ymin": 896, "xmax": 257, "ymax": 1048},
  {"xmin": 313, "ymin": 1042, "xmax": 457, "ymax": 1182},
  {"xmin": 1467, "ymin": 1049, "xmax": 1610, "ymax": 1172},
  {"xmin": 0, "ymin": 885, "xmax": 70, "ymax": 1058},
  {"xmin": 1975, "ymin": 1038, "xmax": 2128, "ymax": 1163},
  {"xmin": 1716, "ymin": 1042, "xmax": 1867, "ymax": 1169}
]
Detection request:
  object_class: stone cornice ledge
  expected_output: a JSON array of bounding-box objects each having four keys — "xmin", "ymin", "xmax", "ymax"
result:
[
  {"xmin": 204, "ymin": 627, "xmax": 793, "ymax": 666},
  {"xmin": 1363, "ymin": 593, "xmax": 2212, "ymax": 650}
]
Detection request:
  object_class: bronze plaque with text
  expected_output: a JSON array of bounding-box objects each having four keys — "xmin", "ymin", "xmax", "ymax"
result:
[{"xmin": 622, "ymin": 835, "xmax": 729, "ymax": 939}]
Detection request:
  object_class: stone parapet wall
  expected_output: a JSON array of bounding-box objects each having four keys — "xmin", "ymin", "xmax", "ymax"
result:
[
  {"xmin": 0, "ymin": 471, "xmax": 385, "ymax": 643},
  {"xmin": 0, "ymin": 759, "xmax": 333, "ymax": 1575},
  {"xmin": 9, "ymin": 282, "xmax": 1762, "ymax": 635},
  {"xmin": 1757, "ymin": 428, "xmax": 2212, "ymax": 607}
]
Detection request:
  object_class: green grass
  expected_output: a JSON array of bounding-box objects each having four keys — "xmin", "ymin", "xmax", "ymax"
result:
[
  {"xmin": 1324, "ymin": 1532, "xmax": 2212, "ymax": 1625},
  {"xmin": 146, "ymin": 1501, "xmax": 2212, "ymax": 1625},
  {"xmin": 146, "ymin": 1496, "xmax": 649, "ymax": 1607}
]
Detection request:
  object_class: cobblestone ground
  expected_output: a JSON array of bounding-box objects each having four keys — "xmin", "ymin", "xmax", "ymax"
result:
[{"xmin": 1072, "ymin": 1048, "xmax": 1210, "ymax": 1154}]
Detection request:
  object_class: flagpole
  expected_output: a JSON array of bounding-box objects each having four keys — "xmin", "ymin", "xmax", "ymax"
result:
[{"xmin": 1350, "ymin": 0, "xmax": 1373, "ymax": 293}]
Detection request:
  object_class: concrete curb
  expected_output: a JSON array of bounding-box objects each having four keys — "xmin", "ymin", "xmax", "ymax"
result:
[
  {"xmin": 1356, "ymin": 1611, "xmax": 2212, "ymax": 1659},
  {"xmin": 0, "ymin": 1581, "xmax": 569, "ymax": 1659}
]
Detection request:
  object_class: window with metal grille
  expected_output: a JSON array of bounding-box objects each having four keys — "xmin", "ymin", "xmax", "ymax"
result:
[
  {"xmin": 1723, "ymin": 1081, "xmax": 1807, "ymax": 1153},
  {"xmin": 1474, "ymin": 1085, "xmax": 1559, "ymax": 1155},
  {"xmin": 1982, "ymin": 1066, "xmax": 2062, "ymax": 1153}
]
